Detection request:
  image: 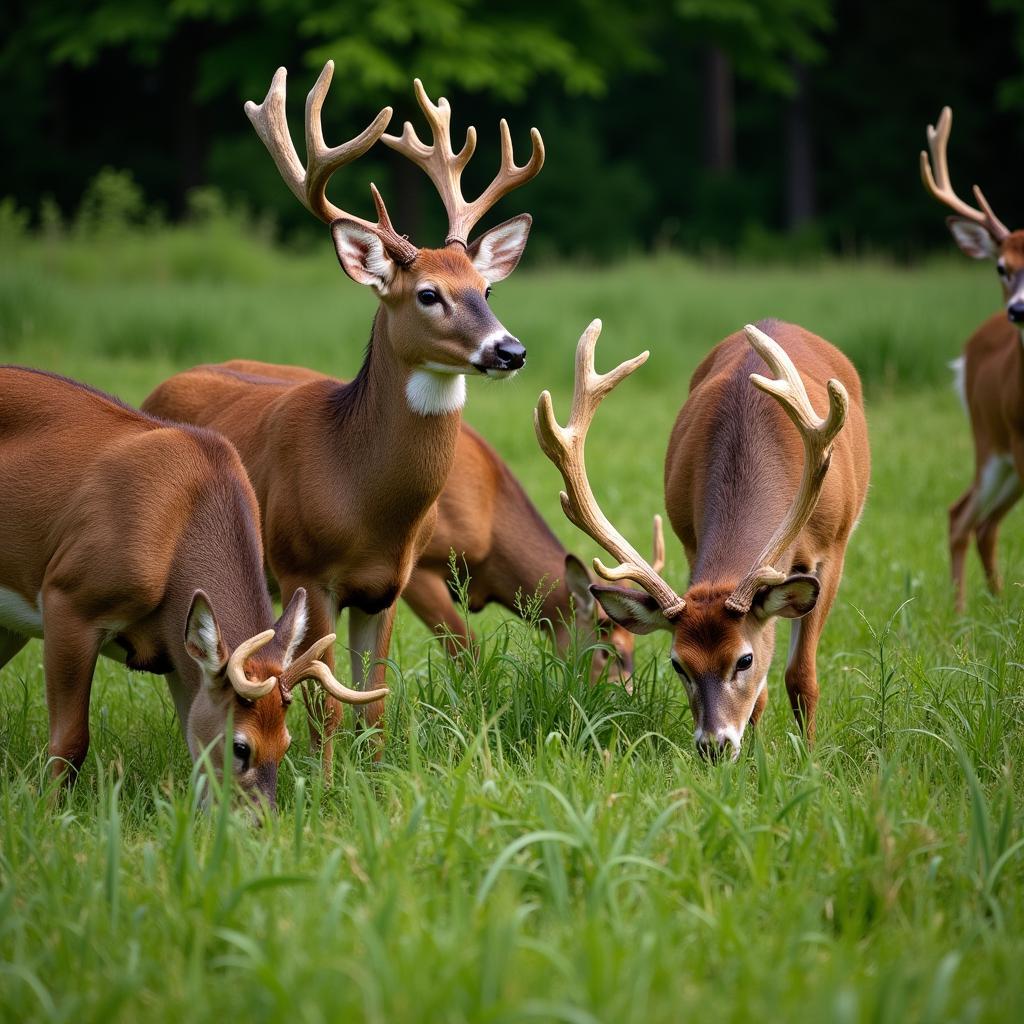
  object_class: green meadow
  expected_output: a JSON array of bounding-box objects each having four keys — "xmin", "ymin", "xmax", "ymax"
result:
[{"xmin": 1, "ymin": 220, "xmax": 1023, "ymax": 1022}]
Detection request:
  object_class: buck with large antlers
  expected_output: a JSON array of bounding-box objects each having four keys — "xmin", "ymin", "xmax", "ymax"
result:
[
  {"xmin": 920, "ymin": 107, "xmax": 1024, "ymax": 611},
  {"xmin": 536, "ymin": 320, "xmax": 869, "ymax": 758},
  {"xmin": 143, "ymin": 63, "xmax": 542, "ymax": 768},
  {"xmin": 0, "ymin": 366, "xmax": 384, "ymax": 801}
]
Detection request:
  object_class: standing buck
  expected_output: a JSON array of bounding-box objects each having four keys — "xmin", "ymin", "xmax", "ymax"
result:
[
  {"xmin": 920, "ymin": 107, "xmax": 1024, "ymax": 611},
  {"xmin": 143, "ymin": 63, "xmax": 542, "ymax": 769},
  {"xmin": 0, "ymin": 367, "xmax": 383, "ymax": 801},
  {"xmin": 535, "ymin": 320, "xmax": 868, "ymax": 757}
]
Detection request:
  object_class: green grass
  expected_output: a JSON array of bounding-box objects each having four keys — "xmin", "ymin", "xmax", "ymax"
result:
[{"xmin": 1, "ymin": 224, "xmax": 1023, "ymax": 1023}]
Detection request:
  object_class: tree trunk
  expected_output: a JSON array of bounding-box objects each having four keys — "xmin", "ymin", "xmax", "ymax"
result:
[
  {"xmin": 785, "ymin": 61, "xmax": 815, "ymax": 229},
  {"xmin": 703, "ymin": 46, "xmax": 735, "ymax": 175}
]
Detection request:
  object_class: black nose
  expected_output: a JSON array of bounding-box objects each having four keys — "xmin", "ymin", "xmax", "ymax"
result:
[
  {"xmin": 1008, "ymin": 302, "xmax": 1024, "ymax": 324},
  {"xmin": 494, "ymin": 336, "xmax": 526, "ymax": 370}
]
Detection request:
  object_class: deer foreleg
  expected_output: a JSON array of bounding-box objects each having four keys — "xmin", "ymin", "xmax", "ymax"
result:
[
  {"xmin": 348, "ymin": 604, "xmax": 395, "ymax": 750},
  {"xmin": 41, "ymin": 589, "xmax": 101, "ymax": 782}
]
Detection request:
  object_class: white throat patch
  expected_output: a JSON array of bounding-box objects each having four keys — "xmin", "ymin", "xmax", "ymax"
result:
[{"xmin": 405, "ymin": 369, "xmax": 467, "ymax": 417}]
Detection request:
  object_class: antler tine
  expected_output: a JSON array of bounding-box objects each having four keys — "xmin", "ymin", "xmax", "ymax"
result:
[
  {"xmin": 225, "ymin": 629, "xmax": 278, "ymax": 700},
  {"xmin": 535, "ymin": 319, "xmax": 686, "ymax": 619},
  {"xmin": 278, "ymin": 633, "xmax": 389, "ymax": 706},
  {"xmin": 920, "ymin": 106, "xmax": 1009, "ymax": 240},
  {"xmin": 383, "ymin": 79, "xmax": 543, "ymax": 247},
  {"xmin": 651, "ymin": 514, "xmax": 666, "ymax": 575},
  {"xmin": 726, "ymin": 324, "xmax": 849, "ymax": 613},
  {"xmin": 245, "ymin": 62, "xmax": 418, "ymax": 264}
]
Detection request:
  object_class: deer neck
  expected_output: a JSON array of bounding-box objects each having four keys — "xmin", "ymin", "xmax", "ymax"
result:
[{"xmin": 330, "ymin": 309, "xmax": 463, "ymax": 523}]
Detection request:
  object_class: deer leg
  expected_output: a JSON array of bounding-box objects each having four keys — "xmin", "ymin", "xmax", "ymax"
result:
[
  {"xmin": 165, "ymin": 670, "xmax": 196, "ymax": 749},
  {"xmin": 0, "ymin": 628, "xmax": 29, "ymax": 670},
  {"xmin": 402, "ymin": 570, "xmax": 476, "ymax": 657},
  {"xmin": 949, "ymin": 485, "xmax": 978, "ymax": 614},
  {"xmin": 41, "ymin": 590, "xmax": 101, "ymax": 782},
  {"xmin": 348, "ymin": 604, "xmax": 396, "ymax": 756},
  {"xmin": 784, "ymin": 567, "xmax": 841, "ymax": 745},
  {"xmin": 281, "ymin": 581, "xmax": 341, "ymax": 784},
  {"xmin": 974, "ymin": 472, "xmax": 1022, "ymax": 597}
]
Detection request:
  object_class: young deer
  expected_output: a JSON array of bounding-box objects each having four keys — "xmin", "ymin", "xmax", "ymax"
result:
[
  {"xmin": 142, "ymin": 63, "xmax": 542, "ymax": 769},
  {"xmin": 403, "ymin": 424, "xmax": 657, "ymax": 685},
  {"xmin": 0, "ymin": 367, "xmax": 384, "ymax": 801},
  {"xmin": 920, "ymin": 107, "xmax": 1024, "ymax": 611},
  {"xmin": 536, "ymin": 319, "xmax": 869, "ymax": 758}
]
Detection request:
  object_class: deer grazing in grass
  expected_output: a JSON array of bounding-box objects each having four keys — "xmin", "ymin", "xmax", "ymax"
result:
[
  {"xmin": 0, "ymin": 366, "xmax": 384, "ymax": 802},
  {"xmin": 142, "ymin": 63, "xmax": 543, "ymax": 770},
  {"xmin": 920, "ymin": 107, "xmax": 1024, "ymax": 611},
  {"xmin": 536, "ymin": 319, "xmax": 869, "ymax": 758},
  {"xmin": 403, "ymin": 423, "xmax": 657, "ymax": 685}
]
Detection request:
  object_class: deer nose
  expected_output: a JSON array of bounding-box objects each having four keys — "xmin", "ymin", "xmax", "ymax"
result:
[
  {"xmin": 494, "ymin": 336, "xmax": 526, "ymax": 370},
  {"xmin": 1008, "ymin": 301, "xmax": 1024, "ymax": 324},
  {"xmin": 696, "ymin": 729, "xmax": 741, "ymax": 762}
]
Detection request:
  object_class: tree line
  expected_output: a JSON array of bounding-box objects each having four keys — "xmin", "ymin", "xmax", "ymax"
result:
[{"xmin": 2, "ymin": 0, "xmax": 1023, "ymax": 259}]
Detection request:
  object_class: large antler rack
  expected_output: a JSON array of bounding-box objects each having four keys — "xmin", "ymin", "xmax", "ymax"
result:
[
  {"xmin": 920, "ymin": 106, "xmax": 1009, "ymax": 242},
  {"xmin": 535, "ymin": 320, "xmax": 687, "ymax": 620},
  {"xmin": 245, "ymin": 62, "xmax": 419, "ymax": 265},
  {"xmin": 725, "ymin": 324, "xmax": 849, "ymax": 614},
  {"xmin": 382, "ymin": 79, "xmax": 545, "ymax": 248}
]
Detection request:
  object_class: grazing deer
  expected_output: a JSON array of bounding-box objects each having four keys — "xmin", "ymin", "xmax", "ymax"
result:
[
  {"xmin": 142, "ymin": 63, "xmax": 542, "ymax": 769},
  {"xmin": 0, "ymin": 367, "xmax": 384, "ymax": 801},
  {"xmin": 920, "ymin": 107, "xmax": 1024, "ymax": 611},
  {"xmin": 535, "ymin": 319, "xmax": 869, "ymax": 758},
  {"xmin": 403, "ymin": 424, "xmax": 659, "ymax": 685}
]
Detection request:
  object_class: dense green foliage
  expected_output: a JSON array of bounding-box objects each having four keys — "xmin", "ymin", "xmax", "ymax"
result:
[
  {"xmin": 3, "ymin": 0, "xmax": 1024, "ymax": 257},
  {"xmin": 1, "ymin": 222, "xmax": 1023, "ymax": 1021}
]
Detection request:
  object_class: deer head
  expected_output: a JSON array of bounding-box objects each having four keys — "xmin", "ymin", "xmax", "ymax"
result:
[
  {"xmin": 535, "ymin": 321, "xmax": 847, "ymax": 759},
  {"xmin": 182, "ymin": 588, "xmax": 387, "ymax": 806},
  {"xmin": 246, "ymin": 64, "xmax": 543, "ymax": 414},
  {"xmin": 921, "ymin": 107, "xmax": 1024, "ymax": 325}
]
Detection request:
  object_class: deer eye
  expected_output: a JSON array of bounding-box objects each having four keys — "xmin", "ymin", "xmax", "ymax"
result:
[
  {"xmin": 998, "ymin": 261, "xmax": 1009, "ymax": 278},
  {"xmin": 485, "ymin": 286, "xmax": 492, "ymax": 299},
  {"xmin": 670, "ymin": 655, "xmax": 688, "ymax": 680},
  {"xmin": 736, "ymin": 653, "xmax": 753, "ymax": 673},
  {"xmin": 232, "ymin": 739, "xmax": 251, "ymax": 769},
  {"xmin": 417, "ymin": 288, "xmax": 440, "ymax": 306}
]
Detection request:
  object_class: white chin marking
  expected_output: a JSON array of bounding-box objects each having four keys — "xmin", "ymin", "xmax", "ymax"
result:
[
  {"xmin": 406, "ymin": 369, "xmax": 467, "ymax": 416},
  {"xmin": 484, "ymin": 367, "xmax": 518, "ymax": 381}
]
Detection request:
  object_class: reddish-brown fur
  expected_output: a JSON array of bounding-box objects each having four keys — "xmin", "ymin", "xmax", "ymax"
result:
[
  {"xmin": 142, "ymin": 238, "xmax": 529, "ymax": 770},
  {"xmin": 0, "ymin": 366, "xmax": 305, "ymax": 800},
  {"xmin": 663, "ymin": 321, "xmax": 869, "ymax": 744},
  {"xmin": 946, "ymin": 233, "xmax": 1024, "ymax": 611},
  {"xmin": 589, "ymin": 321, "xmax": 869, "ymax": 754}
]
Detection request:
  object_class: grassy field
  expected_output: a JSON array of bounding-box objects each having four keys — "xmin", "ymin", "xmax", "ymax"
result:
[{"xmin": 1, "ymin": 221, "xmax": 1023, "ymax": 1023}]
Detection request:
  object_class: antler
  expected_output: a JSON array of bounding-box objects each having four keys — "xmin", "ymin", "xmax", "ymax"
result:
[
  {"xmin": 920, "ymin": 106, "xmax": 1009, "ymax": 241},
  {"xmin": 382, "ymin": 79, "xmax": 544, "ymax": 248},
  {"xmin": 725, "ymin": 324, "xmax": 849, "ymax": 613},
  {"xmin": 226, "ymin": 630, "xmax": 278, "ymax": 700},
  {"xmin": 535, "ymin": 320, "xmax": 686, "ymax": 619},
  {"xmin": 245, "ymin": 62, "xmax": 419, "ymax": 264},
  {"xmin": 278, "ymin": 633, "xmax": 389, "ymax": 706}
]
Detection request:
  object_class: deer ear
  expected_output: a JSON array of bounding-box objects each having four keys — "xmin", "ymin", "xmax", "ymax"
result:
[
  {"xmin": 468, "ymin": 213, "xmax": 532, "ymax": 283},
  {"xmin": 332, "ymin": 219, "xmax": 397, "ymax": 293},
  {"xmin": 753, "ymin": 574, "xmax": 820, "ymax": 621},
  {"xmin": 947, "ymin": 216, "xmax": 999, "ymax": 260},
  {"xmin": 185, "ymin": 590, "xmax": 228, "ymax": 674},
  {"xmin": 590, "ymin": 584, "xmax": 674, "ymax": 635},
  {"xmin": 274, "ymin": 588, "xmax": 309, "ymax": 666},
  {"xmin": 563, "ymin": 555, "xmax": 595, "ymax": 618}
]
